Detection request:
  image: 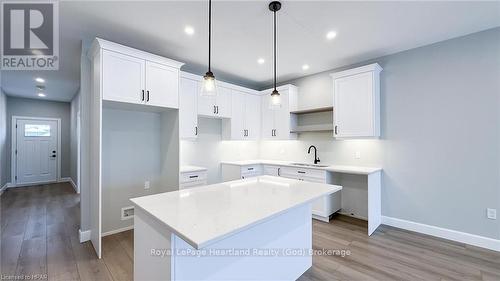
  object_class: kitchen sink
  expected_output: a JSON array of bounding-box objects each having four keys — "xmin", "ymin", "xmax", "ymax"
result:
[{"xmin": 290, "ymin": 163, "xmax": 330, "ymax": 168}]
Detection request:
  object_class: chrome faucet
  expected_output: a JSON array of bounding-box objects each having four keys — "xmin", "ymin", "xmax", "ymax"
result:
[{"xmin": 308, "ymin": 145, "xmax": 320, "ymax": 164}]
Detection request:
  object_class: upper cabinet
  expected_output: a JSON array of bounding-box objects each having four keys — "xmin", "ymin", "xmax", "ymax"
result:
[
  {"xmin": 330, "ymin": 63, "xmax": 382, "ymax": 138},
  {"xmin": 260, "ymin": 85, "xmax": 298, "ymax": 140},
  {"xmin": 179, "ymin": 74, "xmax": 199, "ymax": 140},
  {"xmin": 93, "ymin": 38, "xmax": 184, "ymax": 109},
  {"xmin": 198, "ymin": 85, "xmax": 231, "ymax": 118},
  {"xmin": 222, "ymin": 89, "xmax": 261, "ymax": 140}
]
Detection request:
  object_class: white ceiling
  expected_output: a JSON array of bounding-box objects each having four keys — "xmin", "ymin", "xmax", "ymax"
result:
[{"xmin": 1, "ymin": 1, "xmax": 499, "ymax": 102}]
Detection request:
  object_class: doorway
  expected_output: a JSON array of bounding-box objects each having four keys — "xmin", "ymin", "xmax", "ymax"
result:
[{"xmin": 11, "ymin": 116, "xmax": 61, "ymax": 186}]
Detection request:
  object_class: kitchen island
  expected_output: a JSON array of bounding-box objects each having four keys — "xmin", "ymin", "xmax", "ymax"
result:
[{"xmin": 130, "ymin": 176, "xmax": 342, "ymax": 281}]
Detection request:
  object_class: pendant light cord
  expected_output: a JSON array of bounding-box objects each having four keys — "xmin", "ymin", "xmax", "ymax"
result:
[
  {"xmin": 273, "ymin": 8, "xmax": 276, "ymax": 91},
  {"xmin": 208, "ymin": 0, "xmax": 212, "ymax": 72}
]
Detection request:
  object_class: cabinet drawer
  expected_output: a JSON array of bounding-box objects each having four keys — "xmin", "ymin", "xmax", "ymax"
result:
[
  {"xmin": 280, "ymin": 167, "xmax": 327, "ymax": 181},
  {"xmin": 263, "ymin": 165, "xmax": 280, "ymax": 176},
  {"xmin": 179, "ymin": 180, "xmax": 207, "ymax": 190},
  {"xmin": 240, "ymin": 165, "xmax": 262, "ymax": 174},
  {"xmin": 180, "ymin": 171, "xmax": 208, "ymax": 184}
]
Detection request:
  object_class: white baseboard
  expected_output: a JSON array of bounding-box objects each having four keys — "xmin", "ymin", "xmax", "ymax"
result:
[
  {"xmin": 381, "ymin": 216, "xmax": 500, "ymax": 252},
  {"xmin": 102, "ymin": 225, "xmax": 134, "ymax": 237},
  {"xmin": 0, "ymin": 183, "xmax": 9, "ymax": 196},
  {"xmin": 59, "ymin": 177, "xmax": 79, "ymax": 193},
  {"xmin": 79, "ymin": 229, "xmax": 91, "ymax": 243}
]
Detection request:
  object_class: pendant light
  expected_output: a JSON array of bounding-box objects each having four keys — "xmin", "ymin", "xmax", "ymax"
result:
[
  {"xmin": 269, "ymin": 1, "xmax": 281, "ymax": 109},
  {"xmin": 201, "ymin": 0, "xmax": 217, "ymax": 97}
]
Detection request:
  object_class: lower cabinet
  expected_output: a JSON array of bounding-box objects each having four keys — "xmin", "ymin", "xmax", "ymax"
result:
[
  {"xmin": 276, "ymin": 167, "xmax": 341, "ymax": 222},
  {"xmin": 222, "ymin": 164, "xmax": 262, "ymax": 181},
  {"xmin": 179, "ymin": 170, "xmax": 208, "ymax": 190}
]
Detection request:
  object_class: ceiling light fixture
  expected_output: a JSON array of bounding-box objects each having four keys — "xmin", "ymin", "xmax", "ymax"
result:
[
  {"xmin": 200, "ymin": 0, "xmax": 217, "ymax": 97},
  {"xmin": 257, "ymin": 58, "xmax": 265, "ymax": 64},
  {"xmin": 302, "ymin": 64, "xmax": 310, "ymax": 71},
  {"xmin": 184, "ymin": 26, "xmax": 195, "ymax": 35},
  {"xmin": 38, "ymin": 93, "xmax": 46, "ymax": 97},
  {"xmin": 35, "ymin": 77, "xmax": 45, "ymax": 83},
  {"xmin": 269, "ymin": 1, "xmax": 282, "ymax": 109},
  {"xmin": 326, "ymin": 31, "xmax": 337, "ymax": 40}
]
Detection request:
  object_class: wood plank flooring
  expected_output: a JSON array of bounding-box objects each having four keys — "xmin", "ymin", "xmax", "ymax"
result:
[{"xmin": 2, "ymin": 183, "xmax": 499, "ymax": 281}]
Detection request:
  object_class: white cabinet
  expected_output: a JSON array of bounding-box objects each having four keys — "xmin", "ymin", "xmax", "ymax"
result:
[
  {"xmin": 179, "ymin": 76, "xmax": 198, "ymax": 139},
  {"xmin": 221, "ymin": 164, "xmax": 262, "ymax": 181},
  {"xmin": 198, "ymin": 85, "xmax": 231, "ymax": 118},
  {"xmin": 330, "ymin": 63, "xmax": 382, "ymax": 138},
  {"xmin": 263, "ymin": 165, "xmax": 280, "ymax": 177},
  {"xmin": 145, "ymin": 61, "xmax": 179, "ymax": 108},
  {"xmin": 260, "ymin": 85, "xmax": 298, "ymax": 140},
  {"xmin": 102, "ymin": 50, "xmax": 145, "ymax": 104},
  {"xmin": 278, "ymin": 166, "xmax": 341, "ymax": 222},
  {"xmin": 101, "ymin": 48, "xmax": 181, "ymax": 109},
  {"xmin": 223, "ymin": 90, "xmax": 261, "ymax": 140},
  {"xmin": 180, "ymin": 169, "xmax": 207, "ymax": 190}
]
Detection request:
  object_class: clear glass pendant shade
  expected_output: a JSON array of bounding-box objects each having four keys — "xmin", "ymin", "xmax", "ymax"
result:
[
  {"xmin": 269, "ymin": 89, "xmax": 281, "ymax": 109},
  {"xmin": 200, "ymin": 72, "xmax": 218, "ymax": 97}
]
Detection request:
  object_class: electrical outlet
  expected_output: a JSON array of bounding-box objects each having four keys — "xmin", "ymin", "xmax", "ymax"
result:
[
  {"xmin": 144, "ymin": 181, "xmax": 150, "ymax": 190},
  {"xmin": 121, "ymin": 206, "xmax": 134, "ymax": 220},
  {"xmin": 487, "ymin": 208, "xmax": 497, "ymax": 220},
  {"xmin": 355, "ymin": 151, "xmax": 361, "ymax": 159}
]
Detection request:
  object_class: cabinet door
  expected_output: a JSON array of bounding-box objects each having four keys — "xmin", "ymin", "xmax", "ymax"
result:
[
  {"xmin": 334, "ymin": 72, "xmax": 374, "ymax": 137},
  {"xmin": 102, "ymin": 50, "xmax": 145, "ymax": 104},
  {"xmin": 230, "ymin": 90, "xmax": 245, "ymax": 140},
  {"xmin": 244, "ymin": 94, "xmax": 261, "ymax": 140},
  {"xmin": 260, "ymin": 94, "xmax": 275, "ymax": 139},
  {"xmin": 273, "ymin": 89, "xmax": 290, "ymax": 139},
  {"xmin": 179, "ymin": 78, "xmax": 198, "ymax": 139},
  {"xmin": 216, "ymin": 86, "xmax": 232, "ymax": 118},
  {"xmin": 145, "ymin": 61, "xmax": 179, "ymax": 108},
  {"xmin": 198, "ymin": 92, "xmax": 216, "ymax": 117}
]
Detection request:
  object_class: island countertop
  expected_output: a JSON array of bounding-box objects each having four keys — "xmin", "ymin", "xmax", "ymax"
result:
[{"xmin": 130, "ymin": 175, "xmax": 341, "ymax": 249}]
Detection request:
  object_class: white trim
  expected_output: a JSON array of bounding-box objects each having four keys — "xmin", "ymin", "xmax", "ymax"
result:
[
  {"xmin": 330, "ymin": 63, "xmax": 383, "ymax": 79},
  {"xmin": 11, "ymin": 116, "xmax": 62, "ymax": 186},
  {"xmin": 59, "ymin": 177, "xmax": 79, "ymax": 193},
  {"xmin": 0, "ymin": 183, "xmax": 9, "ymax": 196},
  {"xmin": 101, "ymin": 225, "xmax": 134, "ymax": 237},
  {"xmin": 381, "ymin": 216, "xmax": 500, "ymax": 252},
  {"xmin": 79, "ymin": 229, "xmax": 91, "ymax": 243}
]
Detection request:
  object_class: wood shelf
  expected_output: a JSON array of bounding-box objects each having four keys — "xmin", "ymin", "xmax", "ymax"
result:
[
  {"xmin": 290, "ymin": 106, "xmax": 333, "ymax": 114},
  {"xmin": 290, "ymin": 124, "xmax": 333, "ymax": 133}
]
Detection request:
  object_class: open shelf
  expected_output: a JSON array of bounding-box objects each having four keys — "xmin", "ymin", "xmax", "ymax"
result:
[
  {"xmin": 290, "ymin": 124, "xmax": 333, "ymax": 133},
  {"xmin": 290, "ymin": 106, "xmax": 333, "ymax": 114}
]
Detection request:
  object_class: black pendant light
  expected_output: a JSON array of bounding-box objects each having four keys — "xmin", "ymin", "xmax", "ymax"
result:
[
  {"xmin": 201, "ymin": 0, "xmax": 217, "ymax": 96},
  {"xmin": 269, "ymin": 1, "xmax": 281, "ymax": 108}
]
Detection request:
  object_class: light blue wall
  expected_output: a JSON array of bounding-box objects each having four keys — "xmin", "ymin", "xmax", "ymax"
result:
[
  {"xmin": 0, "ymin": 88, "xmax": 8, "ymax": 187},
  {"xmin": 262, "ymin": 28, "xmax": 500, "ymax": 239}
]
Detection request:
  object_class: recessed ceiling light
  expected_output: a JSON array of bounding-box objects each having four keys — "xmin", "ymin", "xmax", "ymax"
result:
[
  {"xmin": 38, "ymin": 93, "xmax": 46, "ymax": 97},
  {"xmin": 302, "ymin": 64, "xmax": 310, "ymax": 71},
  {"xmin": 184, "ymin": 26, "xmax": 195, "ymax": 36},
  {"xmin": 326, "ymin": 31, "xmax": 337, "ymax": 40},
  {"xmin": 257, "ymin": 58, "xmax": 265, "ymax": 64},
  {"xmin": 35, "ymin": 77, "xmax": 45, "ymax": 83}
]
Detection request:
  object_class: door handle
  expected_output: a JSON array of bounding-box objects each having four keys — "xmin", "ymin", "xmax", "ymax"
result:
[
  {"xmin": 146, "ymin": 90, "xmax": 150, "ymax": 102},
  {"xmin": 51, "ymin": 155, "xmax": 56, "ymax": 158}
]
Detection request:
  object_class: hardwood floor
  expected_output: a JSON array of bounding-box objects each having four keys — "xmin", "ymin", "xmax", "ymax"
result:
[{"xmin": 2, "ymin": 183, "xmax": 500, "ymax": 281}]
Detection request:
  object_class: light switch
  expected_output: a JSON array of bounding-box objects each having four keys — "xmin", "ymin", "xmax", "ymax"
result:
[
  {"xmin": 487, "ymin": 208, "xmax": 496, "ymax": 220},
  {"xmin": 144, "ymin": 181, "xmax": 150, "ymax": 190}
]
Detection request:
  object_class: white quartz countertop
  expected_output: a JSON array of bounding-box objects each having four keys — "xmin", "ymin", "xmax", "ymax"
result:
[
  {"xmin": 130, "ymin": 176, "xmax": 341, "ymax": 249},
  {"xmin": 220, "ymin": 160, "xmax": 382, "ymax": 175},
  {"xmin": 180, "ymin": 165, "xmax": 208, "ymax": 173}
]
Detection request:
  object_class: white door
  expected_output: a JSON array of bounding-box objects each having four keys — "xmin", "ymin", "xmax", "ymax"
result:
[
  {"xmin": 16, "ymin": 119, "xmax": 58, "ymax": 185},
  {"xmin": 260, "ymin": 94, "xmax": 275, "ymax": 139},
  {"xmin": 102, "ymin": 49, "xmax": 145, "ymax": 104},
  {"xmin": 216, "ymin": 86, "xmax": 232, "ymax": 118},
  {"xmin": 245, "ymin": 94, "xmax": 261, "ymax": 140},
  {"xmin": 334, "ymin": 72, "xmax": 375, "ymax": 137},
  {"xmin": 145, "ymin": 61, "xmax": 179, "ymax": 108},
  {"xmin": 179, "ymin": 78, "xmax": 199, "ymax": 139},
  {"xmin": 230, "ymin": 90, "xmax": 245, "ymax": 139},
  {"xmin": 273, "ymin": 89, "xmax": 290, "ymax": 139}
]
